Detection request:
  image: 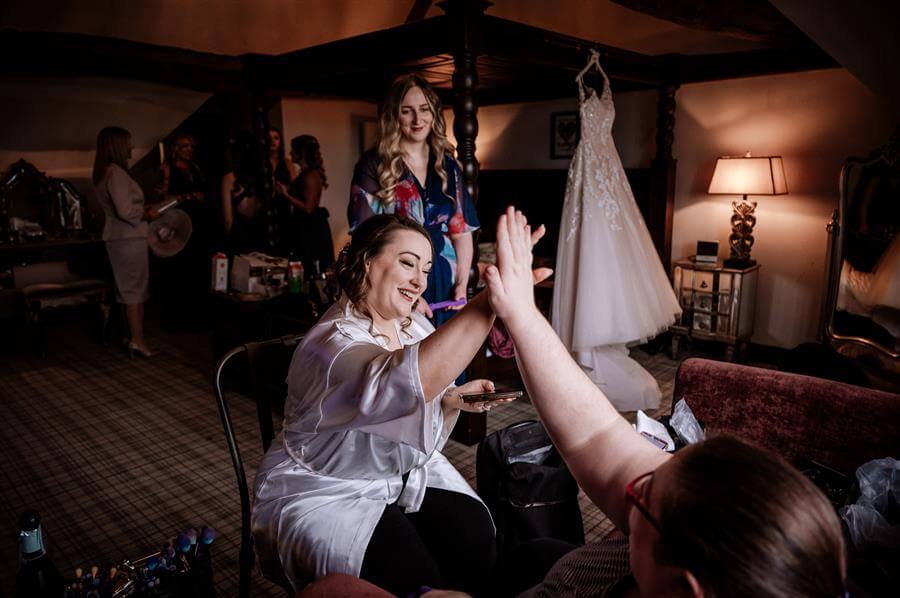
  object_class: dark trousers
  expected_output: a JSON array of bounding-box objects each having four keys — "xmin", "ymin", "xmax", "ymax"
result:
[{"xmin": 360, "ymin": 487, "xmax": 496, "ymax": 596}]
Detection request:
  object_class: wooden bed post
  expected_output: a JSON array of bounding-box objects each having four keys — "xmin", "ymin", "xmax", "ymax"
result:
[
  {"xmin": 251, "ymin": 98, "xmax": 279, "ymax": 251},
  {"xmin": 440, "ymin": 0, "xmax": 490, "ymax": 205},
  {"xmin": 440, "ymin": 0, "xmax": 492, "ymax": 446},
  {"xmin": 650, "ymin": 81, "xmax": 679, "ymax": 272}
]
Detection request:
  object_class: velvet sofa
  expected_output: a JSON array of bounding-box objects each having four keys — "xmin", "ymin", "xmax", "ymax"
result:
[{"xmin": 672, "ymin": 357, "xmax": 900, "ymax": 475}]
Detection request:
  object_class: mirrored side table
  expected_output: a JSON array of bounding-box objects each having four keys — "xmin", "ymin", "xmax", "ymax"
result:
[{"xmin": 670, "ymin": 258, "xmax": 760, "ymax": 362}]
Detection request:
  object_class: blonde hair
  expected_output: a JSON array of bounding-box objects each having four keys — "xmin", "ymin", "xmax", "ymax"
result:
[
  {"xmin": 92, "ymin": 126, "xmax": 132, "ymax": 184},
  {"xmin": 376, "ymin": 74, "xmax": 457, "ymax": 203}
]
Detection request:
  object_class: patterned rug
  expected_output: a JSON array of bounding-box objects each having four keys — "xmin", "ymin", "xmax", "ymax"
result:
[{"xmin": 0, "ymin": 320, "xmax": 678, "ymax": 596}]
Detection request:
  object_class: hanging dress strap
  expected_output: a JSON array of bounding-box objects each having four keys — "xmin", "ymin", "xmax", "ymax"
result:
[{"xmin": 575, "ymin": 49, "xmax": 610, "ymax": 101}]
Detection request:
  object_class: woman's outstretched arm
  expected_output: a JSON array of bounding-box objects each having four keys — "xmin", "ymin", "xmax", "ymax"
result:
[
  {"xmin": 417, "ymin": 225, "xmax": 548, "ymax": 402},
  {"xmin": 484, "ymin": 207, "xmax": 669, "ymax": 531}
]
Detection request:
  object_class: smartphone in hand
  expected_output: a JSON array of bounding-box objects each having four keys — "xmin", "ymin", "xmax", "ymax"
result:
[{"xmin": 459, "ymin": 390, "xmax": 523, "ymax": 404}]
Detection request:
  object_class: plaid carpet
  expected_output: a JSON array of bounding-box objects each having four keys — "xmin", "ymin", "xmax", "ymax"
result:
[{"xmin": 0, "ymin": 320, "xmax": 678, "ymax": 596}]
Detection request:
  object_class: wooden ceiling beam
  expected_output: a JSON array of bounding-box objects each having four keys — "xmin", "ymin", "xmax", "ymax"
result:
[
  {"xmin": 0, "ymin": 13, "xmax": 837, "ymax": 102},
  {"xmin": 611, "ymin": 0, "xmax": 806, "ymax": 45},
  {"xmin": 406, "ymin": 0, "xmax": 435, "ymax": 23},
  {"xmin": 676, "ymin": 45, "xmax": 837, "ymax": 83},
  {"xmin": 0, "ymin": 29, "xmax": 244, "ymax": 92}
]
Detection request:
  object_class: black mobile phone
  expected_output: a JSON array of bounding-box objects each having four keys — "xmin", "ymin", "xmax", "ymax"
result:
[{"xmin": 459, "ymin": 390, "xmax": 523, "ymax": 404}]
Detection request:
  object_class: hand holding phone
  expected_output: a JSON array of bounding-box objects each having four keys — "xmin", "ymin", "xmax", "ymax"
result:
[{"xmin": 459, "ymin": 390, "xmax": 523, "ymax": 404}]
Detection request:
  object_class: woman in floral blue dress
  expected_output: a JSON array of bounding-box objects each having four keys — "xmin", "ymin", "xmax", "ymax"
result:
[{"xmin": 349, "ymin": 74, "xmax": 479, "ymax": 326}]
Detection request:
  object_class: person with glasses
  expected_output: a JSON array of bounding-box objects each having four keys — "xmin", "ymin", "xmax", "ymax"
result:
[{"xmin": 483, "ymin": 207, "xmax": 847, "ymax": 598}]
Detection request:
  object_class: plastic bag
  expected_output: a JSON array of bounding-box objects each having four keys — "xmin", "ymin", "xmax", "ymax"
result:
[
  {"xmin": 840, "ymin": 458, "xmax": 900, "ymax": 592},
  {"xmin": 670, "ymin": 398, "xmax": 705, "ymax": 445},
  {"xmin": 842, "ymin": 458, "xmax": 900, "ymax": 549}
]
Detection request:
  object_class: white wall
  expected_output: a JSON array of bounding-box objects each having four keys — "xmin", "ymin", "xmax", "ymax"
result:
[
  {"xmin": 456, "ymin": 69, "xmax": 896, "ymax": 349},
  {"xmin": 280, "ymin": 98, "xmax": 378, "ymax": 256},
  {"xmin": 445, "ymin": 90, "xmax": 658, "ymax": 169}
]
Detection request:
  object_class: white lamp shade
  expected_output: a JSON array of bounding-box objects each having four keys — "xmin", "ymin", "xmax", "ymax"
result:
[{"xmin": 708, "ymin": 155, "xmax": 788, "ymax": 196}]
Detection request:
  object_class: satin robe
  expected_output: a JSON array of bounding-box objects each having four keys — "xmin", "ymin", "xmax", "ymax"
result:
[{"xmin": 251, "ymin": 298, "xmax": 488, "ymax": 590}]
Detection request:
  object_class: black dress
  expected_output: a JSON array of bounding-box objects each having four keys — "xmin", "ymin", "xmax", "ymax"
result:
[
  {"xmin": 284, "ymin": 169, "xmax": 334, "ymax": 272},
  {"xmin": 154, "ymin": 161, "xmax": 210, "ymax": 327}
]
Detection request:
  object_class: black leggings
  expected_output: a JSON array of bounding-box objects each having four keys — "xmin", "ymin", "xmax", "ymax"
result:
[{"xmin": 360, "ymin": 487, "xmax": 496, "ymax": 596}]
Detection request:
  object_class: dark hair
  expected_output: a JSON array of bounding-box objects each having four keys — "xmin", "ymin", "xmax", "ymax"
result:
[
  {"xmin": 656, "ymin": 435, "xmax": 846, "ymax": 597},
  {"xmin": 92, "ymin": 126, "xmax": 131, "ymax": 184},
  {"xmin": 336, "ymin": 214, "xmax": 431, "ymax": 336},
  {"xmin": 268, "ymin": 126, "xmax": 287, "ymax": 160},
  {"xmin": 290, "ymin": 135, "xmax": 328, "ymax": 188}
]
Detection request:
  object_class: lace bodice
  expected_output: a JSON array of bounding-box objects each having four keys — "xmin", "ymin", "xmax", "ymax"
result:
[
  {"xmin": 565, "ymin": 76, "xmax": 624, "ymax": 237},
  {"xmin": 580, "ymin": 82, "xmax": 615, "ymax": 139}
]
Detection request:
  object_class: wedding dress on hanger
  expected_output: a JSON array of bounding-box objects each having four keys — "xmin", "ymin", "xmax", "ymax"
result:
[{"xmin": 552, "ymin": 51, "xmax": 681, "ymax": 411}]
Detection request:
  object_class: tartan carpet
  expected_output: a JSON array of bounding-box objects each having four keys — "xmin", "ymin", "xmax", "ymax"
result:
[{"xmin": 0, "ymin": 321, "xmax": 678, "ymax": 596}]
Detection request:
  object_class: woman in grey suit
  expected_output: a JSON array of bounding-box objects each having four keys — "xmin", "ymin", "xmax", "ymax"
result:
[{"xmin": 93, "ymin": 126, "xmax": 153, "ymax": 357}]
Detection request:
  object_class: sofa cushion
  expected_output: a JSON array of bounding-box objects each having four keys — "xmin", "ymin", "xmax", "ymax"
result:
[{"xmin": 673, "ymin": 358, "xmax": 900, "ymax": 474}]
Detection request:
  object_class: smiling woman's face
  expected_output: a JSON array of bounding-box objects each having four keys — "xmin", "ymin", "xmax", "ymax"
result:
[
  {"xmin": 398, "ymin": 86, "xmax": 434, "ymax": 144},
  {"xmin": 363, "ymin": 229, "xmax": 433, "ymax": 322}
]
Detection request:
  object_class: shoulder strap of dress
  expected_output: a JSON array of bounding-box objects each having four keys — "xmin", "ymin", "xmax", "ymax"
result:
[{"xmin": 575, "ymin": 49, "xmax": 610, "ymax": 100}]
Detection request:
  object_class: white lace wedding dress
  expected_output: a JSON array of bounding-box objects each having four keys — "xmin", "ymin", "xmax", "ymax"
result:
[{"xmin": 552, "ymin": 60, "xmax": 681, "ymax": 411}]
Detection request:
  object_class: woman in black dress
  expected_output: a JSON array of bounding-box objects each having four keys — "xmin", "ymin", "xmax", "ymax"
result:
[
  {"xmin": 157, "ymin": 133, "xmax": 208, "ymax": 325},
  {"xmin": 277, "ymin": 135, "xmax": 335, "ymax": 273}
]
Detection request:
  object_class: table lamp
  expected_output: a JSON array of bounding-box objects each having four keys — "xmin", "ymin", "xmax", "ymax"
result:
[{"xmin": 707, "ymin": 152, "xmax": 787, "ymax": 268}]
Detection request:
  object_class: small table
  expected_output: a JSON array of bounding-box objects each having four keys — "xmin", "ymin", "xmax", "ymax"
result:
[{"xmin": 670, "ymin": 258, "xmax": 759, "ymax": 362}]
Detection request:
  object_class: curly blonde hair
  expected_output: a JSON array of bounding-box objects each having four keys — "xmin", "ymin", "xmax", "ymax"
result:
[{"xmin": 376, "ymin": 74, "xmax": 457, "ymax": 204}]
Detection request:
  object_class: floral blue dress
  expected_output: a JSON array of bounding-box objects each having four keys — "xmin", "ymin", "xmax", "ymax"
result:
[{"xmin": 349, "ymin": 150, "xmax": 480, "ymax": 326}]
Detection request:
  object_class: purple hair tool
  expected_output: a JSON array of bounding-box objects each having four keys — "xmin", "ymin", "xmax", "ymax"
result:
[{"xmin": 428, "ymin": 298, "xmax": 467, "ymax": 311}]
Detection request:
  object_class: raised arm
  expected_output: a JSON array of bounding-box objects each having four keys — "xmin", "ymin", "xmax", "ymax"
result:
[
  {"xmin": 484, "ymin": 207, "xmax": 669, "ymax": 531},
  {"xmin": 417, "ymin": 290, "xmax": 493, "ymax": 400},
  {"xmin": 450, "ymin": 232, "xmax": 474, "ymax": 303},
  {"xmin": 418, "ymin": 223, "xmax": 549, "ymax": 402}
]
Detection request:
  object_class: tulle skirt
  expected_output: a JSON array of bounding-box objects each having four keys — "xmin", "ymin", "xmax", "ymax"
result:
[{"xmin": 552, "ymin": 150, "xmax": 681, "ymax": 350}]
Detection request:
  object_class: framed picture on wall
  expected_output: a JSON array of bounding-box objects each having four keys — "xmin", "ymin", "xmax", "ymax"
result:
[
  {"xmin": 550, "ymin": 111, "xmax": 579, "ymax": 159},
  {"xmin": 358, "ymin": 118, "xmax": 379, "ymax": 157}
]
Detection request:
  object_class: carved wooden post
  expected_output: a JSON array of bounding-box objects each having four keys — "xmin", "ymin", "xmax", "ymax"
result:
[
  {"xmin": 250, "ymin": 99, "xmax": 278, "ymax": 251},
  {"xmin": 439, "ymin": 0, "xmax": 490, "ymax": 447},
  {"xmin": 440, "ymin": 0, "xmax": 490, "ymax": 206},
  {"xmin": 650, "ymin": 81, "xmax": 679, "ymax": 272},
  {"xmin": 453, "ymin": 50, "xmax": 479, "ymax": 203}
]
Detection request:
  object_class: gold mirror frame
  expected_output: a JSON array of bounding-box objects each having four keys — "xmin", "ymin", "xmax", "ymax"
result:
[{"xmin": 821, "ymin": 132, "xmax": 900, "ymax": 361}]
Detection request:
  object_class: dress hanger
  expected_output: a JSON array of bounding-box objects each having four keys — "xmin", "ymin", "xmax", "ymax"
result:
[{"xmin": 575, "ymin": 49, "xmax": 610, "ymax": 99}]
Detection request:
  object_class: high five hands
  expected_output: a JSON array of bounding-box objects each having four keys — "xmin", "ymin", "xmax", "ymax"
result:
[{"xmin": 484, "ymin": 206, "xmax": 553, "ymax": 326}]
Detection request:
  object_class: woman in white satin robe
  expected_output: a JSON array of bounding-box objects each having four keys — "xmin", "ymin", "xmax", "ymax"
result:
[{"xmin": 251, "ymin": 214, "xmax": 539, "ymax": 595}]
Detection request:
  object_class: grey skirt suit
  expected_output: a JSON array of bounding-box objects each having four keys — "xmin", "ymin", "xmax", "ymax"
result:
[{"xmin": 95, "ymin": 164, "xmax": 149, "ymax": 304}]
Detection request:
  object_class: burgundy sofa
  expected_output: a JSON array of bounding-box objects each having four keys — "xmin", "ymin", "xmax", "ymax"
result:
[{"xmin": 672, "ymin": 358, "xmax": 900, "ymax": 475}]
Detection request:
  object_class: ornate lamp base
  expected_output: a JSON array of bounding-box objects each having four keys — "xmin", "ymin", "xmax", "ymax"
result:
[
  {"xmin": 727, "ymin": 195, "xmax": 757, "ymax": 269},
  {"xmin": 724, "ymin": 257, "xmax": 757, "ymax": 269}
]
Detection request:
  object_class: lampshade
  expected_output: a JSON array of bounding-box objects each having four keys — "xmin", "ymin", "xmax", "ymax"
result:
[{"xmin": 708, "ymin": 154, "xmax": 788, "ymax": 196}]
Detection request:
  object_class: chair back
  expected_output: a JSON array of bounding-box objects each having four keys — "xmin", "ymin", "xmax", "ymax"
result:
[{"xmin": 213, "ymin": 334, "xmax": 304, "ymax": 598}]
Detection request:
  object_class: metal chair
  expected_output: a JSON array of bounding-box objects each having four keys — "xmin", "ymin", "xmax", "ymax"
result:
[{"xmin": 213, "ymin": 334, "xmax": 305, "ymax": 598}]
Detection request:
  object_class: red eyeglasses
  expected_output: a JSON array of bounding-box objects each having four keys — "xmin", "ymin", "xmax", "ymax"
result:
[{"xmin": 625, "ymin": 471, "xmax": 662, "ymax": 533}]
